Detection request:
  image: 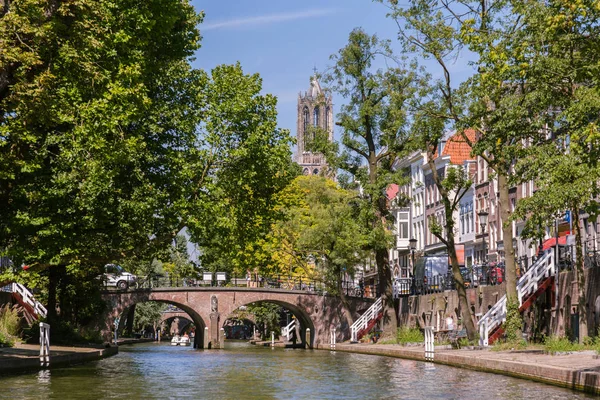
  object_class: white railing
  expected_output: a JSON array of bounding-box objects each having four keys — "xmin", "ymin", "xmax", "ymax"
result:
[
  {"xmin": 10, "ymin": 282, "xmax": 48, "ymax": 319},
  {"xmin": 478, "ymin": 251, "xmax": 555, "ymax": 346},
  {"xmin": 424, "ymin": 326, "xmax": 434, "ymax": 361},
  {"xmin": 350, "ymin": 297, "xmax": 383, "ymax": 342},
  {"xmin": 330, "ymin": 328, "xmax": 336, "ymax": 350},
  {"xmin": 40, "ymin": 322, "xmax": 50, "ymax": 367},
  {"xmin": 282, "ymin": 319, "xmax": 296, "ymax": 341}
]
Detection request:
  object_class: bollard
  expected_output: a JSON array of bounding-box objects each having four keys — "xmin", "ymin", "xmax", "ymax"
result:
[
  {"xmin": 424, "ymin": 326, "xmax": 434, "ymax": 361},
  {"xmin": 330, "ymin": 328, "xmax": 336, "ymax": 350},
  {"xmin": 253, "ymin": 325, "xmax": 256, "ymax": 340},
  {"xmin": 220, "ymin": 328, "xmax": 226, "ymax": 349},
  {"xmin": 39, "ymin": 322, "xmax": 50, "ymax": 367},
  {"xmin": 204, "ymin": 327, "xmax": 209, "ymax": 349},
  {"xmin": 271, "ymin": 331, "xmax": 275, "ymax": 347},
  {"xmin": 306, "ymin": 328, "xmax": 311, "ymax": 349}
]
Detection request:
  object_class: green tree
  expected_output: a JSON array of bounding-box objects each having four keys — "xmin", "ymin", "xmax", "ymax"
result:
[
  {"xmin": 247, "ymin": 303, "xmax": 282, "ymax": 340},
  {"xmin": 188, "ymin": 65, "xmax": 297, "ymax": 277},
  {"xmin": 267, "ymin": 176, "xmax": 368, "ymax": 321},
  {"xmin": 382, "ymin": 0, "xmax": 545, "ymax": 340},
  {"xmin": 509, "ymin": 0, "xmax": 600, "ymax": 342},
  {"xmin": 133, "ymin": 302, "xmax": 166, "ymax": 333},
  {"xmin": 313, "ymin": 28, "xmax": 417, "ymax": 332}
]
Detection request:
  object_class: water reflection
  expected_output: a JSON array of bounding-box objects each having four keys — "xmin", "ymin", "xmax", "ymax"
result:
[{"xmin": 0, "ymin": 342, "xmax": 595, "ymax": 399}]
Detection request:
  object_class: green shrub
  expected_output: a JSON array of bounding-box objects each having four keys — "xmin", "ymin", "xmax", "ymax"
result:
[
  {"xmin": 0, "ymin": 304, "xmax": 21, "ymax": 346},
  {"xmin": 505, "ymin": 298, "xmax": 522, "ymax": 342},
  {"xmin": 25, "ymin": 320, "xmax": 102, "ymax": 345},
  {"xmin": 544, "ymin": 335, "xmax": 584, "ymax": 354},
  {"xmin": 396, "ymin": 326, "xmax": 424, "ymax": 344},
  {"xmin": 492, "ymin": 338, "xmax": 527, "ymax": 351}
]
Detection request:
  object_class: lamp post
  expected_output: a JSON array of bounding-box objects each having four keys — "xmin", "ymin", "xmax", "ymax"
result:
[
  {"xmin": 409, "ymin": 238, "xmax": 417, "ymax": 295},
  {"xmin": 409, "ymin": 238, "xmax": 417, "ymax": 275},
  {"xmin": 478, "ymin": 210, "xmax": 489, "ymax": 284}
]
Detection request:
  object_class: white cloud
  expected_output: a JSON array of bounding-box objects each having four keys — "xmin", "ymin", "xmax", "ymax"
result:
[{"xmin": 202, "ymin": 8, "xmax": 336, "ymax": 31}]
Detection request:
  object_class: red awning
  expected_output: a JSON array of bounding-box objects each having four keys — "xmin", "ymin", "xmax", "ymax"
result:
[{"xmin": 541, "ymin": 236, "xmax": 567, "ymax": 252}]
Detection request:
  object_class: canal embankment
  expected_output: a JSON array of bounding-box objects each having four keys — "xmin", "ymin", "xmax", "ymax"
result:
[
  {"xmin": 0, "ymin": 338, "xmax": 154, "ymax": 373},
  {"xmin": 0, "ymin": 343, "xmax": 117, "ymax": 373},
  {"xmin": 315, "ymin": 342, "xmax": 600, "ymax": 395}
]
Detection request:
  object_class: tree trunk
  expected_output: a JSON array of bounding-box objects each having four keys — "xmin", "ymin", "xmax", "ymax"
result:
[
  {"xmin": 337, "ymin": 275, "xmax": 355, "ymax": 327},
  {"xmin": 125, "ymin": 305, "xmax": 136, "ymax": 337},
  {"xmin": 376, "ymin": 247, "xmax": 398, "ymax": 333},
  {"xmin": 47, "ymin": 266, "xmax": 59, "ymax": 323},
  {"xmin": 498, "ymin": 174, "xmax": 518, "ymax": 301},
  {"xmin": 445, "ymin": 204, "xmax": 477, "ymax": 340},
  {"xmin": 572, "ymin": 207, "xmax": 588, "ymax": 343}
]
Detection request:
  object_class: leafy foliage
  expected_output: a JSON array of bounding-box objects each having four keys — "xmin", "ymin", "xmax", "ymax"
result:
[
  {"xmin": 0, "ymin": 304, "xmax": 20, "ymax": 346},
  {"xmin": 247, "ymin": 302, "xmax": 282, "ymax": 340},
  {"xmin": 264, "ymin": 176, "xmax": 367, "ymax": 295},
  {"xmin": 133, "ymin": 302, "xmax": 166, "ymax": 332},
  {"xmin": 396, "ymin": 326, "xmax": 424, "ymax": 344}
]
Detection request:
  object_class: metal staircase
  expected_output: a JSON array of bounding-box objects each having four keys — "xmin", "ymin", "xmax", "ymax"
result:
[
  {"xmin": 478, "ymin": 251, "xmax": 556, "ymax": 346},
  {"xmin": 350, "ymin": 297, "xmax": 383, "ymax": 342},
  {"xmin": 282, "ymin": 319, "xmax": 296, "ymax": 341},
  {"xmin": 3, "ymin": 282, "xmax": 48, "ymax": 320}
]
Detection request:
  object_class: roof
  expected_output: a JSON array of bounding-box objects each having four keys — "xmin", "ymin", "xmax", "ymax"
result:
[
  {"xmin": 439, "ymin": 129, "xmax": 476, "ymax": 165},
  {"xmin": 309, "ymin": 75, "xmax": 322, "ymax": 97},
  {"xmin": 386, "ymin": 184, "xmax": 399, "ymax": 200}
]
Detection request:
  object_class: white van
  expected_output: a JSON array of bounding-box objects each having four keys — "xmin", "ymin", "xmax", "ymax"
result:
[{"xmin": 101, "ymin": 264, "xmax": 137, "ymax": 290}]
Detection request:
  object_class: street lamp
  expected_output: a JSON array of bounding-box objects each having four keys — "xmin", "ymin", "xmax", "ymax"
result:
[
  {"xmin": 409, "ymin": 238, "xmax": 417, "ymax": 275},
  {"xmin": 478, "ymin": 210, "xmax": 489, "ymax": 283}
]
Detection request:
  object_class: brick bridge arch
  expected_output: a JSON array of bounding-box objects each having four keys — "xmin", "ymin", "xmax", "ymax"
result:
[
  {"xmin": 102, "ymin": 287, "xmax": 374, "ymax": 348},
  {"xmin": 160, "ymin": 312, "xmax": 194, "ymax": 336}
]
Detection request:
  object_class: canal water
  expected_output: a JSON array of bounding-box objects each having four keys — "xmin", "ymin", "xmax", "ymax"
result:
[{"xmin": 0, "ymin": 342, "xmax": 595, "ymax": 399}]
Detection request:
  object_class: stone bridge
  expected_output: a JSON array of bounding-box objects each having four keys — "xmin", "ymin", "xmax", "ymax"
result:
[
  {"xmin": 159, "ymin": 310, "xmax": 194, "ymax": 336},
  {"xmin": 101, "ymin": 287, "xmax": 375, "ymax": 348}
]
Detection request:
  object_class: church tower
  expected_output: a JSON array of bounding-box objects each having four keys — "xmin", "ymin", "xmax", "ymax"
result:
[{"xmin": 296, "ymin": 74, "xmax": 333, "ymax": 176}]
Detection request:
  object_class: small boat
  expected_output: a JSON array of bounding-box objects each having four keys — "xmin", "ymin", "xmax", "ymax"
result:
[{"xmin": 170, "ymin": 335, "xmax": 191, "ymax": 346}]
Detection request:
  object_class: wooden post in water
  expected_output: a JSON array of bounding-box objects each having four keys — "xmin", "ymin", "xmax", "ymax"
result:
[{"xmin": 306, "ymin": 328, "xmax": 311, "ymax": 349}]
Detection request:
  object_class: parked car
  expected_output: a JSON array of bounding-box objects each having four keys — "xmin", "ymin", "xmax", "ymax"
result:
[{"xmin": 100, "ymin": 264, "xmax": 137, "ymax": 289}]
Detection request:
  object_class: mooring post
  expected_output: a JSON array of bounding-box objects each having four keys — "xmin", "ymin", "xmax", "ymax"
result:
[
  {"xmin": 204, "ymin": 327, "xmax": 209, "ymax": 349},
  {"xmin": 306, "ymin": 328, "xmax": 311, "ymax": 349},
  {"xmin": 271, "ymin": 331, "xmax": 275, "ymax": 347},
  {"xmin": 39, "ymin": 322, "xmax": 50, "ymax": 367},
  {"xmin": 424, "ymin": 326, "xmax": 434, "ymax": 361},
  {"xmin": 220, "ymin": 328, "xmax": 226, "ymax": 349},
  {"xmin": 330, "ymin": 328, "xmax": 336, "ymax": 350}
]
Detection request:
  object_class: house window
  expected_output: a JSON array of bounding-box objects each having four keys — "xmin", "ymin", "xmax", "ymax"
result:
[
  {"xmin": 313, "ymin": 107, "xmax": 320, "ymax": 127},
  {"xmin": 398, "ymin": 209, "xmax": 409, "ymax": 239},
  {"xmin": 303, "ymin": 107, "xmax": 309, "ymax": 132}
]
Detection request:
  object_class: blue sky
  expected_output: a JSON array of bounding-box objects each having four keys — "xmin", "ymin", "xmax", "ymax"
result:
[
  {"xmin": 189, "ymin": 1, "xmax": 475, "ymax": 148},
  {"xmin": 189, "ymin": 2, "xmax": 397, "ymax": 143},
  {"xmin": 185, "ymin": 1, "xmax": 476, "ymax": 262}
]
